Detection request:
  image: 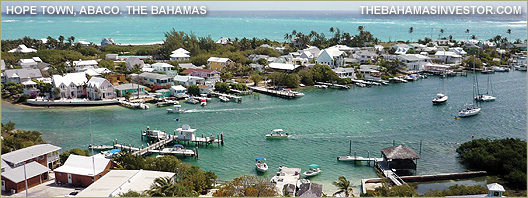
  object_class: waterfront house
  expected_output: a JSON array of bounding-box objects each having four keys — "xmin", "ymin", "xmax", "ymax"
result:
[
  {"xmin": 396, "ymin": 54, "xmax": 431, "ymax": 71},
  {"xmin": 76, "ymin": 170, "xmax": 176, "ymax": 197},
  {"xmin": 198, "ymin": 84, "xmax": 213, "ymax": 94},
  {"xmin": 18, "ymin": 57, "xmax": 42, "ymax": 68},
  {"xmin": 173, "ymin": 75, "xmax": 205, "ymax": 86},
  {"xmin": 332, "ymin": 67, "xmax": 355, "ymax": 79},
  {"xmin": 356, "ymin": 50, "xmax": 378, "ymax": 63},
  {"xmin": 8, "ymin": 45, "xmax": 37, "ymax": 53},
  {"xmin": 380, "ymin": 144, "xmax": 420, "ymax": 171},
  {"xmin": 22, "ymin": 80, "xmax": 40, "ymax": 97},
  {"xmin": 139, "ymin": 72, "xmax": 174, "ymax": 86},
  {"xmin": 54, "ymin": 154, "xmax": 114, "ymax": 187},
  {"xmin": 101, "ymin": 38, "xmax": 115, "ymax": 47},
  {"xmin": 125, "ymin": 57, "xmax": 145, "ymax": 70},
  {"xmin": 1, "ymin": 144, "xmax": 61, "ymax": 193},
  {"xmin": 3, "ymin": 69, "xmax": 43, "ymax": 84},
  {"xmin": 434, "ymin": 51, "xmax": 462, "ymax": 65},
  {"xmin": 359, "ymin": 65, "xmax": 381, "ymax": 79},
  {"xmin": 52, "ymin": 72, "xmax": 88, "ymax": 99},
  {"xmin": 170, "ymin": 85, "xmax": 187, "ymax": 98},
  {"xmin": 105, "ymin": 54, "xmax": 119, "ymax": 60},
  {"xmin": 151, "ymin": 62, "xmax": 174, "ymax": 73},
  {"xmin": 114, "ymin": 83, "xmax": 146, "ymax": 97},
  {"xmin": 316, "ymin": 49, "xmax": 345, "ymax": 68},
  {"xmin": 449, "ymin": 47, "xmax": 467, "ymax": 56},
  {"xmin": 207, "ymin": 57, "xmax": 234, "ymax": 71},
  {"xmin": 424, "ymin": 63, "xmax": 450, "ymax": 72},
  {"xmin": 170, "ymin": 48, "xmax": 191, "ymax": 61},
  {"xmin": 155, "ymin": 89, "xmax": 171, "ymax": 98},
  {"xmin": 86, "ymin": 77, "xmax": 114, "ymax": 100},
  {"xmin": 68, "ymin": 59, "xmax": 99, "ymax": 72}
]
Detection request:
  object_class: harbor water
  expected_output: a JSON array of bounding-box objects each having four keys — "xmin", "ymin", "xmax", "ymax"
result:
[{"xmin": 2, "ymin": 71, "xmax": 526, "ymax": 193}]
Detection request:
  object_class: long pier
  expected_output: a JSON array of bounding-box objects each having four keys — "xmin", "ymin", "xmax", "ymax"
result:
[
  {"xmin": 315, "ymin": 82, "xmax": 350, "ymax": 89},
  {"xmin": 210, "ymin": 91, "xmax": 242, "ymax": 102},
  {"xmin": 248, "ymin": 86, "xmax": 301, "ymax": 99}
]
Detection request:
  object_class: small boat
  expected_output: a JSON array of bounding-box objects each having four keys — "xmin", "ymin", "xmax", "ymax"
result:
[
  {"xmin": 458, "ymin": 105, "xmax": 481, "ymax": 117},
  {"xmin": 159, "ymin": 144, "xmax": 195, "ymax": 157},
  {"xmin": 299, "ymin": 84, "xmax": 305, "ymax": 87},
  {"xmin": 475, "ymin": 95, "xmax": 496, "ymax": 102},
  {"xmin": 167, "ymin": 105, "xmax": 186, "ymax": 113},
  {"xmin": 303, "ymin": 164, "xmax": 321, "ymax": 177},
  {"xmin": 493, "ymin": 66, "xmax": 507, "ymax": 72},
  {"xmin": 432, "ymin": 93, "xmax": 448, "ymax": 104},
  {"xmin": 200, "ymin": 99, "xmax": 207, "ymax": 106},
  {"xmin": 219, "ymin": 96, "xmax": 230, "ymax": 102},
  {"xmin": 156, "ymin": 99, "xmax": 179, "ymax": 107},
  {"xmin": 314, "ymin": 85, "xmax": 328, "ymax": 89},
  {"xmin": 356, "ymin": 83, "xmax": 366, "ymax": 87},
  {"xmin": 266, "ymin": 129, "xmax": 288, "ymax": 139},
  {"xmin": 255, "ymin": 158, "xmax": 268, "ymax": 172},
  {"xmin": 186, "ymin": 97, "xmax": 199, "ymax": 104},
  {"xmin": 142, "ymin": 126, "xmax": 169, "ymax": 140},
  {"xmin": 88, "ymin": 144, "xmax": 113, "ymax": 150},
  {"xmin": 101, "ymin": 148, "xmax": 121, "ymax": 159}
]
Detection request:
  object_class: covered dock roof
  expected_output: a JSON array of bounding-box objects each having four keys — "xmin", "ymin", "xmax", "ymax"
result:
[{"xmin": 381, "ymin": 144, "xmax": 420, "ymax": 160}]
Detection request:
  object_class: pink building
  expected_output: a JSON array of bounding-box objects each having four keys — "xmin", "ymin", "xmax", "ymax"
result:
[
  {"xmin": 52, "ymin": 73, "xmax": 88, "ymax": 99},
  {"xmin": 86, "ymin": 77, "xmax": 115, "ymax": 100}
]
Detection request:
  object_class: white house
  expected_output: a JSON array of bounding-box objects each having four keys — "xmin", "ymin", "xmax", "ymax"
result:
[
  {"xmin": 3, "ymin": 69, "xmax": 43, "ymax": 84},
  {"xmin": 332, "ymin": 67, "xmax": 355, "ymax": 79},
  {"xmin": 356, "ymin": 51, "xmax": 378, "ymax": 63},
  {"xmin": 170, "ymin": 48, "xmax": 191, "ymax": 61},
  {"xmin": 101, "ymin": 38, "xmax": 115, "ymax": 47},
  {"xmin": 397, "ymin": 54, "xmax": 431, "ymax": 71},
  {"xmin": 52, "ymin": 72, "xmax": 88, "ymax": 99},
  {"xmin": 359, "ymin": 65, "xmax": 381, "ymax": 79},
  {"xmin": 8, "ymin": 45, "xmax": 37, "ymax": 53},
  {"xmin": 18, "ymin": 57, "xmax": 42, "ymax": 68},
  {"xmin": 125, "ymin": 57, "xmax": 145, "ymax": 70},
  {"xmin": 316, "ymin": 49, "xmax": 345, "ymax": 68},
  {"xmin": 434, "ymin": 51, "xmax": 462, "ymax": 65},
  {"xmin": 86, "ymin": 77, "xmax": 115, "ymax": 100},
  {"xmin": 139, "ymin": 72, "xmax": 173, "ymax": 86},
  {"xmin": 173, "ymin": 75, "xmax": 205, "ymax": 86},
  {"xmin": 170, "ymin": 85, "xmax": 188, "ymax": 98},
  {"xmin": 215, "ymin": 37, "xmax": 232, "ymax": 45},
  {"xmin": 152, "ymin": 62, "xmax": 174, "ymax": 73},
  {"xmin": 69, "ymin": 59, "xmax": 98, "ymax": 72}
]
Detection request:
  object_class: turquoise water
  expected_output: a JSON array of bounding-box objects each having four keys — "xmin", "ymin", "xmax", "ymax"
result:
[
  {"xmin": 1, "ymin": 11, "xmax": 526, "ymax": 44},
  {"xmin": 2, "ymin": 71, "xmax": 526, "ymax": 193}
]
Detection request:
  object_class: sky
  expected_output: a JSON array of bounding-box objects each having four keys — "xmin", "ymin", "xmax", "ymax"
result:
[{"xmin": 1, "ymin": 1, "xmax": 527, "ymax": 12}]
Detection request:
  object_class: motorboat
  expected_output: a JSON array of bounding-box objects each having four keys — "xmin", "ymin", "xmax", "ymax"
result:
[
  {"xmin": 200, "ymin": 99, "xmax": 207, "ymax": 106},
  {"xmin": 219, "ymin": 96, "xmax": 230, "ymax": 102},
  {"xmin": 255, "ymin": 158, "xmax": 268, "ymax": 172},
  {"xmin": 432, "ymin": 93, "xmax": 448, "ymax": 104},
  {"xmin": 266, "ymin": 129, "xmax": 288, "ymax": 139},
  {"xmin": 167, "ymin": 105, "xmax": 186, "ymax": 113},
  {"xmin": 156, "ymin": 99, "xmax": 179, "ymax": 107},
  {"xmin": 159, "ymin": 144, "xmax": 195, "ymax": 157},
  {"xmin": 356, "ymin": 83, "xmax": 366, "ymax": 87},
  {"xmin": 458, "ymin": 105, "xmax": 481, "ymax": 117},
  {"xmin": 101, "ymin": 148, "xmax": 121, "ymax": 159},
  {"xmin": 142, "ymin": 126, "xmax": 169, "ymax": 140},
  {"xmin": 186, "ymin": 97, "xmax": 199, "ymax": 104},
  {"xmin": 303, "ymin": 164, "xmax": 321, "ymax": 177},
  {"xmin": 88, "ymin": 144, "xmax": 113, "ymax": 150},
  {"xmin": 314, "ymin": 85, "xmax": 327, "ymax": 89},
  {"xmin": 493, "ymin": 66, "xmax": 507, "ymax": 72}
]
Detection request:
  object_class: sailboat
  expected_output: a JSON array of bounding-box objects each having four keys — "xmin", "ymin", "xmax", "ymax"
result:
[
  {"xmin": 432, "ymin": 73, "xmax": 448, "ymax": 104},
  {"xmin": 458, "ymin": 58, "xmax": 481, "ymax": 118},
  {"xmin": 474, "ymin": 75, "xmax": 496, "ymax": 102}
]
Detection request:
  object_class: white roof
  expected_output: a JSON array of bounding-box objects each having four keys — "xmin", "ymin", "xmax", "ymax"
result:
[
  {"xmin": 77, "ymin": 170, "xmax": 175, "ymax": 197},
  {"xmin": 207, "ymin": 57, "xmax": 230, "ymax": 63},
  {"xmin": 87, "ymin": 77, "xmax": 109, "ymax": 88},
  {"xmin": 1, "ymin": 161, "xmax": 50, "ymax": 183},
  {"xmin": 318, "ymin": 48, "xmax": 344, "ymax": 58},
  {"xmin": 173, "ymin": 75, "xmax": 205, "ymax": 82},
  {"xmin": 142, "ymin": 67, "xmax": 155, "ymax": 72},
  {"xmin": 9, "ymin": 45, "xmax": 37, "ymax": 53},
  {"xmin": 73, "ymin": 60, "xmax": 98, "ymax": 66},
  {"xmin": 152, "ymin": 62, "xmax": 173, "ymax": 68},
  {"xmin": 54, "ymin": 154, "xmax": 110, "ymax": 176},
  {"xmin": 333, "ymin": 67, "xmax": 355, "ymax": 73},
  {"xmin": 170, "ymin": 85, "xmax": 187, "ymax": 91},
  {"xmin": 32, "ymin": 57, "xmax": 42, "ymax": 62},
  {"xmin": 77, "ymin": 41, "xmax": 91, "ymax": 45},
  {"xmin": 21, "ymin": 80, "xmax": 37, "ymax": 85},
  {"xmin": 487, "ymin": 183, "xmax": 505, "ymax": 192},
  {"xmin": 94, "ymin": 68, "xmax": 112, "ymax": 74},
  {"xmin": 84, "ymin": 68, "xmax": 101, "ymax": 76},
  {"xmin": 170, "ymin": 53, "xmax": 190, "ymax": 58},
  {"xmin": 171, "ymin": 48, "xmax": 190, "ymax": 55},
  {"xmin": 1, "ymin": 144, "xmax": 61, "ymax": 165},
  {"xmin": 52, "ymin": 72, "xmax": 88, "ymax": 88},
  {"xmin": 435, "ymin": 51, "xmax": 462, "ymax": 57},
  {"xmin": 268, "ymin": 63, "xmax": 298, "ymax": 70},
  {"xmin": 19, "ymin": 59, "xmax": 37, "ymax": 64}
]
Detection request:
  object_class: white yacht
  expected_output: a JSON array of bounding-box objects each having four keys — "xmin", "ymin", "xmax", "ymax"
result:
[
  {"xmin": 255, "ymin": 158, "xmax": 268, "ymax": 172},
  {"xmin": 266, "ymin": 129, "xmax": 289, "ymax": 139},
  {"xmin": 167, "ymin": 105, "xmax": 186, "ymax": 113},
  {"xmin": 302, "ymin": 164, "xmax": 321, "ymax": 177}
]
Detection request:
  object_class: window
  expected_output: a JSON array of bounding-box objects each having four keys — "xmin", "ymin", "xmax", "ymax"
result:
[{"xmin": 58, "ymin": 173, "xmax": 62, "ymax": 176}]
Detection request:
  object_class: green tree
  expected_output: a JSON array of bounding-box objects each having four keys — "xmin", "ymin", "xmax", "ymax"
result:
[
  {"xmin": 213, "ymin": 175, "xmax": 277, "ymax": 197},
  {"xmin": 333, "ymin": 176, "xmax": 354, "ymax": 197},
  {"xmin": 214, "ymin": 82, "xmax": 230, "ymax": 93},
  {"xmin": 118, "ymin": 190, "xmax": 145, "ymax": 197},
  {"xmin": 59, "ymin": 148, "xmax": 90, "ymax": 164},
  {"xmin": 220, "ymin": 72, "xmax": 234, "ymax": 82},
  {"xmin": 250, "ymin": 74, "xmax": 262, "ymax": 86},
  {"xmin": 187, "ymin": 85, "xmax": 200, "ymax": 96},
  {"xmin": 146, "ymin": 176, "xmax": 194, "ymax": 197}
]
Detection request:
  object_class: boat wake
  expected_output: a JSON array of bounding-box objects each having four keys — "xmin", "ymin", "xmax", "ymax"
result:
[{"xmin": 184, "ymin": 106, "xmax": 275, "ymax": 113}]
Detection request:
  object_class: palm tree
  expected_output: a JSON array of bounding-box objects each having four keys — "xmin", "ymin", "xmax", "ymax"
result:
[
  {"xmin": 409, "ymin": 27, "xmax": 414, "ymax": 42},
  {"xmin": 69, "ymin": 36, "xmax": 75, "ymax": 47},
  {"xmin": 471, "ymin": 35, "xmax": 477, "ymax": 40},
  {"xmin": 357, "ymin": 26, "xmax": 364, "ymax": 33},
  {"xmin": 465, "ymin": 29, "xmax": 470, "ymax": 40},
  {"xmin": 330, "ymin": 27, "xmax": 335, "ymax": 33},
  {"xmin": 506, "ymin": 29, "xmax": 512, "ymax": 42},
  {"xmin": 147, "ymin": 176, "xmax": 177, "ymax": 197},
  {"xmin": 440, "ymin": 29, "xmax": 444, "ymax": 39},
  {"xmin": 284, "ymin": 33, "xmax": 290, "ymax": 41},
  {"xmin": 333, "ymin": 176, "xmax": 354, "ymax": 197},
  {"xmin": 58, "ymin": 35, "xmax": 65, "ymax": 49}
]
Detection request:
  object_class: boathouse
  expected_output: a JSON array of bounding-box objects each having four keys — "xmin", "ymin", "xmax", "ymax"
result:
[
  {"xmin": 380, "ymin": 144, "xmax": 420, "ymax": 171},
  {"xmin": 54, "ymin": 154, "xmax": 114, "ymax": 187}
]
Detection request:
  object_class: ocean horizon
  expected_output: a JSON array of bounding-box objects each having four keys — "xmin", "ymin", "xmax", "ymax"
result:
[{"xmin": 2, "ymin": 11, "xmax": 526, "ymax": 45}]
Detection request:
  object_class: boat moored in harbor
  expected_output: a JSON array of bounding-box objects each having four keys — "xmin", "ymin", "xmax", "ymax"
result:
[
  {"xmin": 303, "ymin": 164, "xmax": 321, "ymax": 177},
  {"xmin": 255, "ymin": 158, "xmax": 268, "ymax": 172}
]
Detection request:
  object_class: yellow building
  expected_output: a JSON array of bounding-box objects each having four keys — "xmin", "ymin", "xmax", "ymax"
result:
[{"xmin": 207, "ymin": 57, "xmax": 234, "ymax": 71}]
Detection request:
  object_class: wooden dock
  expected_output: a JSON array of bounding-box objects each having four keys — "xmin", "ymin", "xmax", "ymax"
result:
[
  {"xmin": 248, "ymin": 86, "xmax": 301, "ymax": 99},
  {"xmin": 315, "ymin": 82, "xmax": 350, "ymax": 89}
]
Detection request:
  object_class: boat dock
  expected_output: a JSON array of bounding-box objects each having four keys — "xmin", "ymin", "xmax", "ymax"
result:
[
  {"xmin": 271, "ymin": 167, "xmax": 301, "ymax": 196},
  {"xmin": 248, "ymin": 86, "xmax": 301, "ymax": 99},
  {"xmin": 210, "ymin": 92, "xmax": 242, "ymax": 102},
  {"xmin": 113, "ymin": 137, "xmax": 198, "ymax": 158},
  {"xmin": 315, "ymin": 82, "xmax": 350, "ymax": 89},
  {"xmin": 229, "ymin": 89, "xmax": 252, "ymax": 95}
]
